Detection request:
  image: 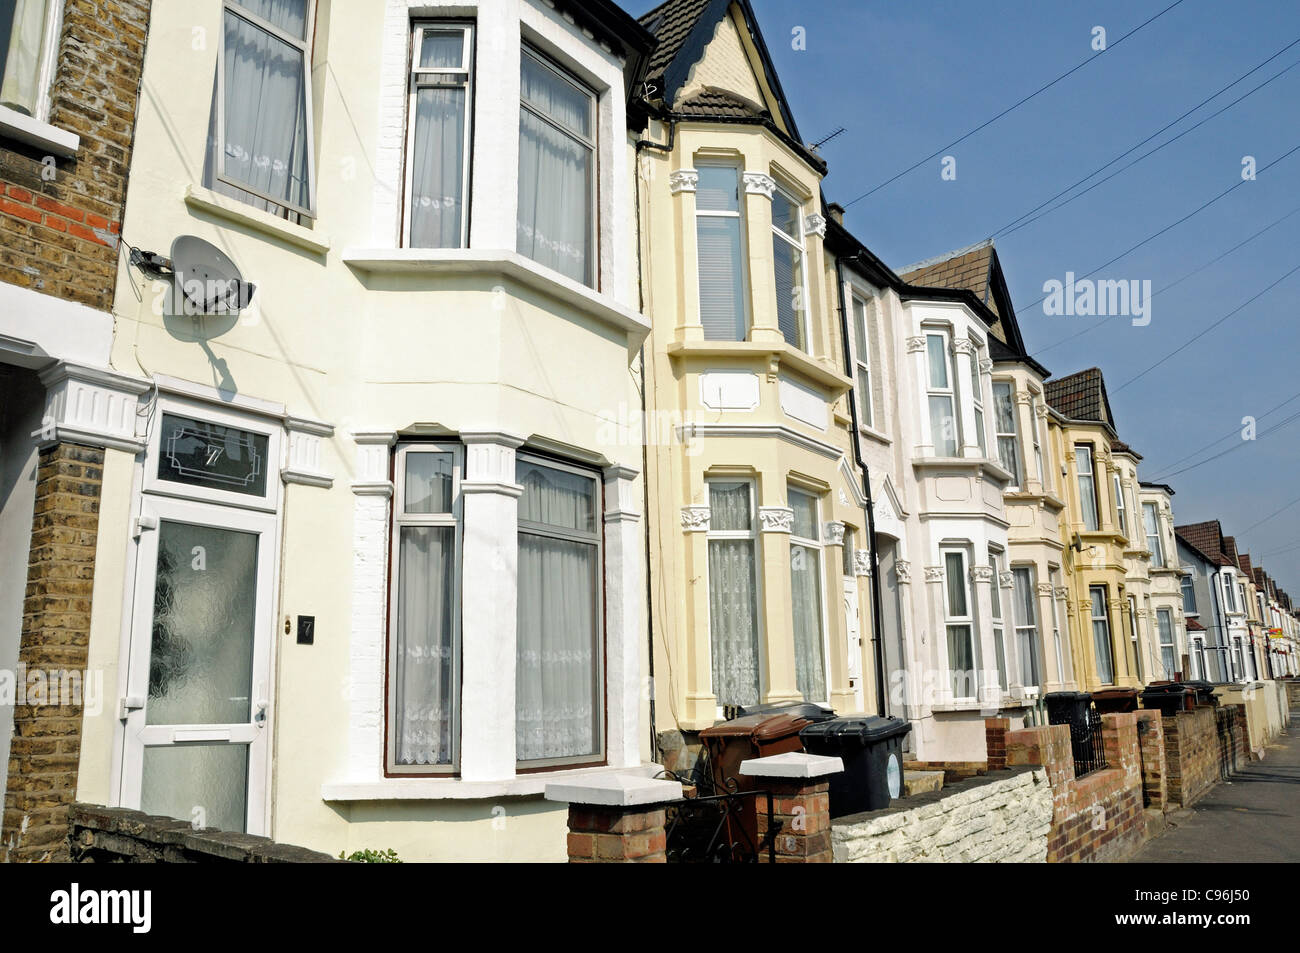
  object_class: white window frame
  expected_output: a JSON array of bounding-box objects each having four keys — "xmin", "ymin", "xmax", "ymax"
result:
[
  {"xmin": 771, "ymin": 184, "xmax": 810, "ymax": 352},
  {"xmin": 0, "ymin": 0, "xmax": 63, "ymax": 123},
  {"xmin": 788, "ymin": 485, "xmax": 830, "ymax": 705},
  {"xmin": 1076, "ymin": 444, "xmax": 1099, "ymax": 531},
  {"xmin": 705, "ymin": 477, "xmax": 764, "ymax": 713},
  {"xmin": 401, "ymin": 20, "xmax": 475, "ymax": 249},
  {"xmin": 1113, "ymin": 473, "xmax": 1127, "ymax": 537},
  {"xmin": 969, "ymin": 339, "xmax": 987, "ymax": 456},
  {"xmin": 515, "ymin": 452, "xmax": 605, "ymax": 770},
  {"xmin": 1090, "ymin": 584, "xmax": 1114, "ymax": 685},
  {"xmin": 214, "ymin": 0, "xmax": 319, "ymax": 218},
  {"xmin": 941, "ymin": 546, "xmax": 978, "ymax": 701},
  {"xmin": 518, "ymin": 44, "xmax": 598, "ymax": 288},
  {"xmin": 926, "ymin": 330, "xmax": 960, "ymax": 457},
  {"xmin": 1143, "ymin": 501, "xmax": 1165, "ymax": 567},
  {"xmin": 1049, "ymin": 566, "xmax": 1065, "ymax": 684},
  {"xmin": 1156, "ymin": 608, "xmax": 1176, "ymax": 678},
  {"xmin": 989, "ymin": 551, "xmax": 1008, "ymax": 693},
  {"xmin": 1030, "ymin": 394, "xmax": 1045, "ymax": 489},
  {"xmin": 1011, "ymin": 565, "xmax": 1040, "ymax": 694},
  {"xmin": 1181, "ymin": 569, "xmax": 1198, "ymax": 616},
  {"xmin": 851, "ymin": 293, "xmax": 873, "ymax": 428},
  {"xmin": 387, "ymin": 442, "xmax": 464, "ymax": 775},
  {"xmin": 143, "ymin": 397, "xmax": 283, "ymax": 514},
  {"xmin": 1128, "ymin": 595, "xmax": 1142, "ymax": 683},
  {"xmin": 695, "ymin": 161, "xmax": 748, "ymax": 341},
  {"xmin": 992, "ymin": 379, "xmax": 1020, "ymax": 487}
]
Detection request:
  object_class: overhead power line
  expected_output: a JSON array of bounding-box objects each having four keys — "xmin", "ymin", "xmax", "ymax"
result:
[
  {"xmin": 1146, "ymin": 384, "xmax": 1300, "ymax": 480},
  {"xmin": 1139, "ymin": 406, "xmax": 1300, "ymax": 481},
  {"xmin": 840, "ymin": 0, "xmax": 1188, "ymax": 209}
]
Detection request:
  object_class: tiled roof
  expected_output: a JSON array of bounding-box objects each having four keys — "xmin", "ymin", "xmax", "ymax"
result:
[
  {"xmin": 898, "ymin": 240, "xmax": 999, "ymax": 318},
  {"xmin": 639, "ymin": 0, "xmax": 713, "ymax": 89},
  {"xmin": 1238, "ymin": 553, "xmax": 1253, "ymax": 577},
  {"xmin": 1222, "ymin": 535, "xmax": 1239, "ymax": 565},
  {"xmin": 1176, "ymin": 520, "xmax": 1224, "ymax": 564},
  {"xmin": 1186, "ymin": 618, "xmax": 1206, "ymax": 631},
  {"xmin": 1110, "ymin": 439, "xmax": 1143, "ymax": 460},
  {"xmin": 675, "ymin": 88, "xmax": 765, "ymax": 119},
  {"xmin": 1043, "ymin": 367, "xmax": 1116, "ymax": 429}
]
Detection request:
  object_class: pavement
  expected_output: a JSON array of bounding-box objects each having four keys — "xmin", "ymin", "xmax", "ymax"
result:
[{"xmin": 1131, "ymin": 714, "xmax": 1300, "ymax": 862}]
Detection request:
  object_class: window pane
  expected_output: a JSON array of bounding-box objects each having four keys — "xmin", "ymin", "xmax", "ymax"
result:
[
  {"xmin": 773, "ymin": 235, "xmax": 804, "ymax": 349},
  {"xmin": 948, "ymin": 625, "xmax": 976, "ymax": 697},
  {"xmin": 789, "ymin": 490, "xmax": 817, "ymax": 540},
  {"xmin": 944, "ymin": 552, "xmax": 967, "ymax": 616},
  {"xmin": 926, "ymin": 335, "xmax": 948, "ymax": 388},
  {"xmin": 221, "ymin": 11, "xmax": 311, "ymax": 211},
  {"xmin": 518, "ymin": 460, "xmax": 596, "ymax": 534},
  {"xmin": 394, "ymin": 525, "xmax": 456, "ymax": 765},
  {"xmin": 852, "ymin": 298, "xmax": 869, "ymax": 356},
  {"xmin": 518, "ymin": 104, "xmax": 593, "ymax": 284},
  {"xmin": 521, "ymin": 51, "xmax": 591, "ymax": 138},
  {"xmin": 771, "ymin": 190, "xmax": 799, "ymax": 238},
  {"xmin": 857, "ymin": 367, "xmax": 872, "ymax": 426},
  {"xmin": 157, "ymin": 413, "xmax": 269, "ymax": 498},
  {"xmin": 517, "ymin": 534, "xmax": 599, "ymax": 761},
  {"xmin": 791, "ymin": 543, "xmax": 826, "ymax": 701},
  {"xmin": 989, "ymin": 560, "xmax": 1003, "ymax": 620},
  {"xmin": 1013, "ymin": 568, "xmax": 1036, "ymax": 626},
  {"xmin": 0, "ymin": 0, "xmax": 43, "ymax": 115},
  {"xmin": 696, "ymin": 165, "xmax": 739, "ymax": 212},
  {"xmin": 238, "ymin": 0, "xmax": 309, "ymax": 38},
  {"xmin": 930, "ymin": 395, "xmax": 957, "ymax": 456},
  {"xmin": 404, "ymin": 452, "xmax": 454, "ymax": 514},
  {"xmin": 141, "ymin": 743, "xmax": 249, "ymax": 834},
  {"xmin": 708, "ymin": 538, "xmax": 760, "ymax": 706},
  {"xmin": 697, "ymin": 214, "xmax": 746, "ymax": 340},
  {"xmin": 409, "ymin": 86, "xmax": 466, "ymax": 248},
  {"xmin": 709, "ymin": 482, "xmax": 751, "ymax": 531},
  {"xmin": 419, "ymin": 29, "xmax": 464, "ymax": 68}
]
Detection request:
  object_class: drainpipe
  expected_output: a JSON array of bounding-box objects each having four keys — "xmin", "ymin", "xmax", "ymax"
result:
[
  {"xmin": 834, "ymin": 253, "xmax": 888, "ymax": 718},
  {"xmin": 632, "ymin": 114, "xmax": 675, "ymax": 761}
]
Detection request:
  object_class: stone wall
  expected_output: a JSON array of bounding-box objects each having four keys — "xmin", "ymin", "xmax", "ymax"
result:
[
  {"xmin": 1, "ymin": 443, "xmax": 104, "ymax": 862},
  {"xmin": 68, "ymin": 804, "xmax": 342, "ymax": 863},
  {"xmin": 1162, "ymin": 707, "xmax": 1219, "ymax": 808},
  {"xmin": 1285, "ymin": 679, "xmax": 1300, "ymax": 711},
  {"xmin": 831, "ymin": 767, "xmax": 1051, "ymax": 863}
]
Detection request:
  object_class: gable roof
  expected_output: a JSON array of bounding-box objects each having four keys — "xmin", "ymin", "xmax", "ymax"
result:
[
  {"xmin": 1043, "ymin": 367, "xmax": 1118, "ymax": 431},
  {"xmin": 895, "ymin": 238, "xmax": 1044, "ymax": 376},
  {"xmin": 1175, "ymin": 520, "xmax": 1236, "ymax": 568},
  {"xmin": 637, "ymin": 0, "xmax": 800, "ymax": 139}
]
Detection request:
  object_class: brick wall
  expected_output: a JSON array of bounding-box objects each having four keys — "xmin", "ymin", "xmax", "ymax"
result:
[
  {"xmin": 1162, "ymin": 708, "xmax": 1219, "ymax": 808},
  {"xmin": 1215, "ymin": 706, "xmax": 1246, "ymax": 779},
  {"xmin": 0, "ymin": 0, "xmax": 150, "ymax": 307},
  {"xmin": 1285, "ymin": 679, "xmax": 1300, "ymax": 710},
  {"xmin": 69, "ymin": 804, "xmax": 342, "ymax": 862},
  {"xmin": 832, "ymin": 767, "xmax": 1052, "ymax": 863},
  {"xmin": 999, "ymin": 714, "xmax": 1147, "ymax": 863},
  {"xmin": 1135, "ymin": 710, "xmax": 1167, "ymax": 810},
  {"xmin": 1, "ymin": 443, "xmax": 104, "ymax": 863}
]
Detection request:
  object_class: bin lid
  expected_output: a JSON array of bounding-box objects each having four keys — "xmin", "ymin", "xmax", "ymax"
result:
[
  {"xmin": 699, "ymin": 712, "xmax": 812, "ymax": 741},
  {"xmin": 1044, "ymin": 691, "xmax": 1092, "ymax": 702},
  {"xmin": 799, "ymin": 715, "xmax": 912, "ymax": 745},
  {"xmin": 1092, "ymin": 687, "xmax": 1138, "ymax": 699},
  {"xmin": 735, "ymin": 701, "xmax": 835, "ymax": 722},
  {"xmin": 1140, "ymin": 683, "xmax": 1189, "ymax": 696}
]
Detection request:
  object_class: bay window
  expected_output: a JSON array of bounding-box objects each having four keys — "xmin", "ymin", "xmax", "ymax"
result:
[
  {"xmin": 942, "ymin": 548, "xmax": 977, "ymax": 699},
  {"xmin": 1076, "ymin": 445, "xmax": 1099, "ymax": 531},
  {"xmin": 851, "ymin": 294, "xmax": 873, "ymax": 427},
  {"xmin": 992, "ymin": 380, "xmax": 1021, "ymax": 485},
  {"xmin": 1143, "ymin": 502, "xmax": 1164, "ymax": 567},
  {"xmin": 403, "ymin": 22, "xmax": 473, "ymax": 248},
  {"xmin": 707, "ymin": 480, "xmax": 761, "ymax": 707},
  {"xmin": 388, "ymin": 444, "xmax": 462, "ymax": 773},
  {"xmin": 515, "ymin": 455, "xmax": 603, "ymax": 767},
  {"xmin": 517, "ymin": 47, "xmax": 595, "ymax": 286},
  {"xmin": 789, "ymin": 488, "xmax": 827, "ymax": 703},
  {"xmin": 1157, "ymin": 608, "xmax": 1176, "ymax": 677},
  {"xmin": 1012, "ymin": 566, "xmax": 1040, "ymax": 691},
  {"xmin": 1030, "ymin": 395, "xmax": 1045, "ymax": 487},
  {"xmin": 1090, "ymin": 585, "xmax": 1114, "ymax": 684},
  {"xmin": 771, "ymin": 187, "xmax": 807, "ymax": 350},
  {"xmin": 927, "ymin": 332, "xmax": 959, "ymax": 457},
  {"xmin": 209, "ymin": 0, "xmax": 317, "ymax": 218},
  {"xmin": 696, "ymin": 165, "xmax": 747, "ymax": 340}
]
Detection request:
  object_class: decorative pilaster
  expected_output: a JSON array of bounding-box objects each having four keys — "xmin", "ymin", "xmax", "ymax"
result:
[
  {"xmin": 852, "ymin": 549, "xmax": 872, "ymax": 577},
  {"xmin": 823, "ymin": 521, "xmax": 846, "ymax": 546},
  {"xmin": 951, "ymin": 338, "xmax": 980, "ymax": 459},
  {"xmin": 283, "ymin": 416, "xmax": 334, "ymax": 488},
  {"xmin": 742, "ymin": 171, "xmax": 776, "ymax": 198},
  {"xmin": 759, "ymin": 506, "xmax": 794, "ymax": 533},
  {"xmin": 603, "ymin": 465, "xmax": 643, "ymax": 769},
  {"xmin": 37, "ymin": 362, "xmax": 149, "ymax": 453},
  {"xmin": 680, "ymin": 505, "xmax": 710, "ymax": 532},
  {"xmin": 668, "ymin": 169, "xmax": 698, "ymax": 194}
]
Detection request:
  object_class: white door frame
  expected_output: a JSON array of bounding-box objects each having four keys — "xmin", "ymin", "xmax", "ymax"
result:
[{"xmin": 117, "ymin": 494, "xmax": 278, "ymax": 835}]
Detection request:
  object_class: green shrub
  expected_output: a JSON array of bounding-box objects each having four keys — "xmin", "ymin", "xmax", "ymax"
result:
[{"xmin": 340, "ymin": 847, "xmax": 402, "ymax": 863}]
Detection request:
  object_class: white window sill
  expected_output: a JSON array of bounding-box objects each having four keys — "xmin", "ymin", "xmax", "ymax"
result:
[
  {"xmin": 321, "ymin": 761, "xmax": 662, "ymax": 802},
  {"xmin": 858, "ymin": 423, "xmax": 892, "ymax": 445},
  {"xmin": 0, "ymin": 105, "xmax": 78, "ymax": 156},
  {"xmin": 183, "ymin": 184, "xmax": 330, "ymax": 255},
  {"xmin": 341, "ymin": 247, "xmax": 650, "ymax": 336}
]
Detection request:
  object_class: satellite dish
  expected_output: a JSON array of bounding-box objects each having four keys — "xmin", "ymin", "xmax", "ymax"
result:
[{"xmin": 170, "ymin": 235, "xmax": 256, "ymax": 316}]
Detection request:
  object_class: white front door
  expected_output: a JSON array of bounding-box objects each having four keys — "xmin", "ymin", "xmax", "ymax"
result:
[
  {"xmin": 843, "ymin": 579, "xmax": 865, "ymax": 713},
  {"xmin": 119, "ymin": 496, "xmax": 276, "ymax": 834}
]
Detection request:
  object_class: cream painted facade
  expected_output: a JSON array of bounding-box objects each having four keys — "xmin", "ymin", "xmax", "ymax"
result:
[
  {"xmin": 635, "ymin": 8, "xmax": 876, "ymax": 740},
  {"xmin": 1136, "ymin": 483, "xmax": 1187, "ymax": 682},
  {"xmin": 66, "ymin": 0, "xmax": 659, "ymax": 862}
]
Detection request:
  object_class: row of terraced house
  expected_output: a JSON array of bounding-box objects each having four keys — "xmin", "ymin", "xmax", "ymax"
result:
[{"xmin": 1, "ymin": 0, "xmax": 1297, "ymax": 862}]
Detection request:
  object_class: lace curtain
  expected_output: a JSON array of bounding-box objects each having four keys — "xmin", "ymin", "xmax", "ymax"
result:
[{"xmin": 394, "ymin": 526, "xmax": 455, "ymax": 765}]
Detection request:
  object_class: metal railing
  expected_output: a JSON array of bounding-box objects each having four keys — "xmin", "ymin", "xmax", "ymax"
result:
[{"xmin": 1047, "ymin": 702, "xmax": 1109, "ymax": 778}]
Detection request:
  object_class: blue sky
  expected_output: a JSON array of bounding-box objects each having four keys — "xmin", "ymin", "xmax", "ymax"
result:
[{"xmin": 743, "ymin": 0, "xmax": 1300, "ymax": 593}]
